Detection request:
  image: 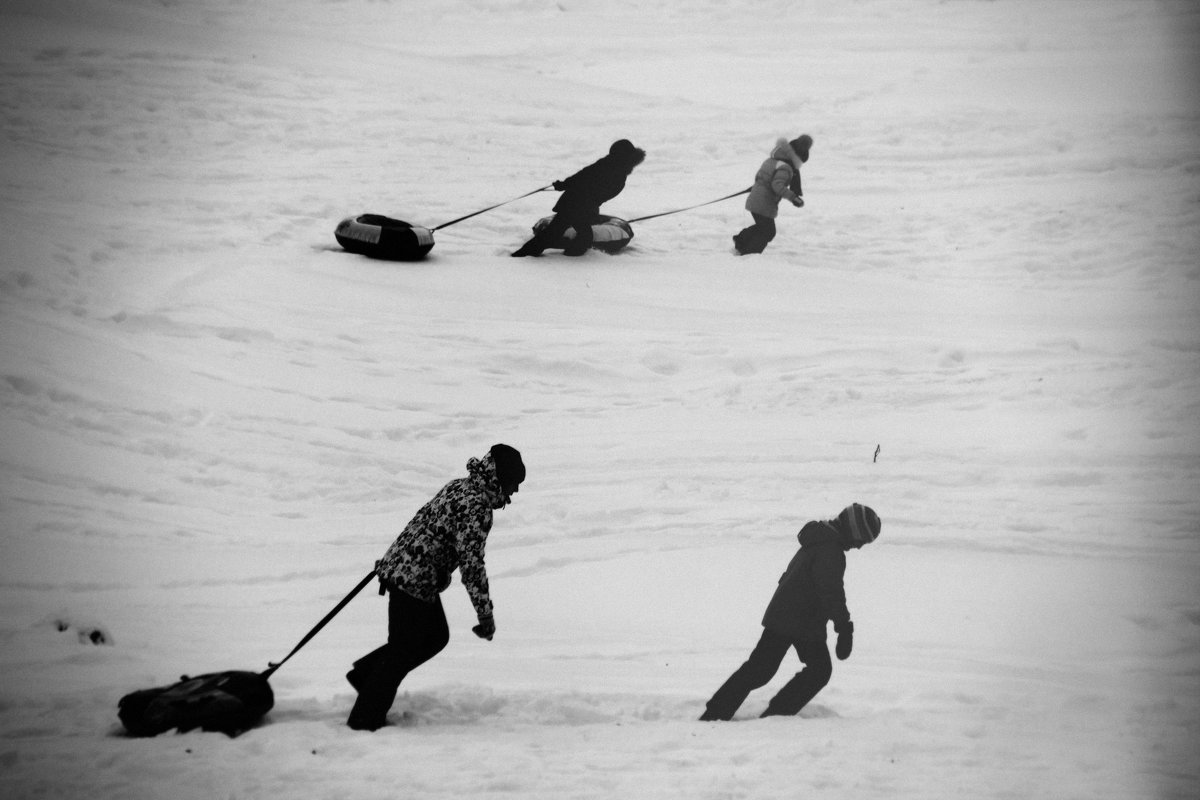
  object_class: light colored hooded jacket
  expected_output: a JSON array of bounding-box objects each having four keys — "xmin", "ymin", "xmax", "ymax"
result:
[{"xmin": 745, "ymin": 138, "xmax": 803, "ymax": 218}]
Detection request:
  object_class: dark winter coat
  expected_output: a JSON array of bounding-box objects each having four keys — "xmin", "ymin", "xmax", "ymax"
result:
[
  {"xmin": 745, "ymin": 138, "xmax": 803, "ymax": 219},
  {"xmin": 553, "ymin": 146, "xmax": 645, "ymax": 218},
  {"xmin": 761, "ymin": 520, "xmax": 851, "ymax": 641},
  {"xmin": 374, "ymin": 455, "xmax": 505, "ymax": 622}
]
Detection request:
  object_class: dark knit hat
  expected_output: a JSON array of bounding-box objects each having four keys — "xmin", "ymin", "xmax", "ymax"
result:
[
  {"xmin": 610, "ymin": 139, "xmax": 636, "ymax": 156},
  {"xmin": 838, "ymin": 503, "xmax": 881, "ymax": 545},
  {"xmin": 490, "ymin": 443, "xmax": 525, "ymax": 489},
  {"xmin": 609, "ymin": 138, "xmax": 646, "ymax": 168},
  {"xmin": 789, "ymin": 134, "xmax": 813, "ymax": 163}
]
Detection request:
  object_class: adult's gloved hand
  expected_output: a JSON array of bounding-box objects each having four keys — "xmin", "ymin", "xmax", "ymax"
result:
[
  {"xmin": 472, "ymin": 615, "xmax": 495, "ymax": 641},
  {"xmin": 553, "ymin": 180, "xmax": 566, "ymax": 191},
  {"xmin": 835, "ymin": 622, "xmax": 853, "ymax": 661},
  {"xmin": 791, "ymin": 196, "xmax": 805, "ymax": 208}
]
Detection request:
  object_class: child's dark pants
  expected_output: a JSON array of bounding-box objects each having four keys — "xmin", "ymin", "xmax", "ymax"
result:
[
  {"xmin": 514, "ymin": 210, "xmax": 595, "ymax": 256},
  {"xmin": 347, "ymin": 589, "xmax": 450, "ymax": 730},
  {"xmin": 701, "ymin": 628, "xmax": 832, "ymax": 720},
  {"xmin": 733, "ymin": 213, "xmax": 777, "ymax": 254}
]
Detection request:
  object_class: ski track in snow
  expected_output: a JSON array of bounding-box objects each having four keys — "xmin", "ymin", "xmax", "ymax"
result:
[{"xmin": 1, "ymin": 1, "xmax": 1199, "ymax": 798}]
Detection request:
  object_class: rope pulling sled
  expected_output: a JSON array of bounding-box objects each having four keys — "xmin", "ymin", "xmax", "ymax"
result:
[
  {"xmin": 335, "ymin": 185, "xmax": 551, "ymax": 261},
  {"xmin": 117, "ymin": 571, "xmax": 378, "ymax": 737},
  {"xmin": 333, "ymin": 186, "xmax": 751, "ymax": 260}
]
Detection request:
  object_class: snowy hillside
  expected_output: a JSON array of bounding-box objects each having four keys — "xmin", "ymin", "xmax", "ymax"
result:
[{"xmin": 1, "ymin": 0, "xmax": 1198, "ymax": 798}]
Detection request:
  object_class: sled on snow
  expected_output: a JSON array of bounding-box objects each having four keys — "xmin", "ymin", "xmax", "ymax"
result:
[
  {"xmin": 334, "ymin": 214, "xmax": 435, "ymax": 261},
  {"xmin": 529, "ymin": 214, "xmax": 635, "ymax": 254},
  {"xmin": 334, "ymin": 185, "xmax": 555, "ymax": 261},
  {"xmin": 118, "ymin": 670, "xmax": 274, "ymax": 737},
  {"xmin": 117, "ymin": 571, "xmax": 376, "ymax": 737}
]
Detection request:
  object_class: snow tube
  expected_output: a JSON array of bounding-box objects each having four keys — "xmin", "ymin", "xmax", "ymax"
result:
[
  {"xmin": 531, "ymin": 215, "xmax": 634, "ymax": 254},
  {"xmin": 118, "ymin": 670, "xmax": 274, "ymax": 737},
  {"xmin": 335, "ymin": 214, "xmax": 435, "ymax": 261}
]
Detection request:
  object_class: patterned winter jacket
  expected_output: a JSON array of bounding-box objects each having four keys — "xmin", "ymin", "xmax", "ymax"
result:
[
  {"xmin": 745, "ymin": 138, "xmax": 804, "ymax": 219},
  {"xmin": 761, "ymin": 520, "xmax": 851, "ymax": 641},
  {"xmin": 374, "ymin": 454, "xmax": 506, "ymax": 622}
]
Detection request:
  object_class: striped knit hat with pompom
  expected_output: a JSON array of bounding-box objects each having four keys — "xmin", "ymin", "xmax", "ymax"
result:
[{"xmin": 838, "ymin": 503, "xmax": 881, "ymax": 545}]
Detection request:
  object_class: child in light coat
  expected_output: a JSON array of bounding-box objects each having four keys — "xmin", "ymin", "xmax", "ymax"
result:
[{"xmin": 733, "ymin": 135, "xmax": 811, "ymax": 255}]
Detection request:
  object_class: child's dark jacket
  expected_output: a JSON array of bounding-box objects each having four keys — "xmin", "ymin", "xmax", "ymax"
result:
[
  {"xmin": 553, "ymin": 150, "xmax": 639, "ymax": 217},
  {"xmin": 761, "ymin": 521, "xmax": 851, "ymax": 641}
]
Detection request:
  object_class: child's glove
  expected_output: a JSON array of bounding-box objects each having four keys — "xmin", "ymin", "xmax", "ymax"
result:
[
  {"xmin": 472, "ymin": 615, "xmax": 495, "ymax": 641},
  {"xmin": 835, "ymin": 622, "xmax": 853, "ymax": 660},
  {"xmin": 790, "ymin": 196, "xmax": 805, "ymax": 208}
]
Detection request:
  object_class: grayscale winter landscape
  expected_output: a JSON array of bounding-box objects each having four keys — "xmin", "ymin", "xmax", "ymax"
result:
[{"xmin": 1, "ymin": 0, "xmax": 1198, "ymax": 797}]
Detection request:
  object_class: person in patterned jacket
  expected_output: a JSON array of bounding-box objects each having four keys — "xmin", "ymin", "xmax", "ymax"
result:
[
  {"xmin": 346, "ymin": 444, "xmax": 525, "ymax": 731},
  {"xmin": 700, "ymin": 503, "xmax": 880, "ymax": 721}
]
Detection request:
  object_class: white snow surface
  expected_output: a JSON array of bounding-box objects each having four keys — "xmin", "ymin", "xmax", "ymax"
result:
[{"xmin": 2, "ymin": 0, "xmax": 1199, "ymax": 798}]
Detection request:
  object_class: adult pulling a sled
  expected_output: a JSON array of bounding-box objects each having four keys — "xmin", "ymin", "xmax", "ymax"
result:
[
  {"xmin": 512, "ymin": 139, "xmax": 646, "ymax": 257},
  {"xmin": 699, "ymin": 503, "xmax": 880, "ymax": 721},
  {"xmin": 733, "ymin": 134, "xmax": 811, "ymax": 255},
  {"xmin": 345, "ymin": 444, "xmax": 526, "ymax": 731}
]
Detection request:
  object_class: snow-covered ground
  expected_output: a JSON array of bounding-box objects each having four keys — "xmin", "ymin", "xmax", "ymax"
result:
[{"xmin": 2, "ymin": 0, "xmax": 1198, "ymax": 797}]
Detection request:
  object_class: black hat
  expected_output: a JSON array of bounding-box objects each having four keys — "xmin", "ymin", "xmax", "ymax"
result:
[
  {"xmin": 490, "ymin": 443, "xmax": 525, "ymax": 489},
  {"xmin": 838, "ymin": 503, "xmax": 881, "ymax": 545},
  {"xmin": 609, "ymin": 139, "xmax": 646, "ymax": 168},
  {"xmin": 789, "ymin": 135, "xmax": 813, "ymax": 163}
]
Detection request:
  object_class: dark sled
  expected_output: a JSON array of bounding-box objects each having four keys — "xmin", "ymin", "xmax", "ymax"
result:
[
  {"xmin": 335, "ymin": 214, "xmax": 435, "ymax": 261},
  {"xmin": 118, "ymin": 571, "xmax": 376, "ymax": 737},
  {"xmin": 118, "ymin": 670, "xmax": 274, "ymax": 737}
]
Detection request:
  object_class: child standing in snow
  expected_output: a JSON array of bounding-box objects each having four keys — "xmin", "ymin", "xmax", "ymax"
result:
[
  {"xmin": 699, "ymin": 503, "xmax": 880, "ymax": 721},
  {"xmin": 733, "ymin": 134, "xmax": 811, "ymax": 255},
  {"xmin": 512, "ymin": 139, "xmax": 645, "ymax": 257},
  {"xmin": 345, "ymin": 444, "xmax": 525, "ymax": 731}
]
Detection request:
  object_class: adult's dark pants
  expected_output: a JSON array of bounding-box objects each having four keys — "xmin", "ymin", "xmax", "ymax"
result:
[
  {"xmin": 347, "ymin": 589, "xmax": 449, "ymax": 730},
  {"xmin": 701, "ymin": 628, "xmax": 833, "ymax": 721},
  {"xmin": 515, "ymin": 208, "xmax": 595, "ymax": 256},
  {"xmin": 733, "ymin": 213, "xmax": 777, "ymax": 254}
]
